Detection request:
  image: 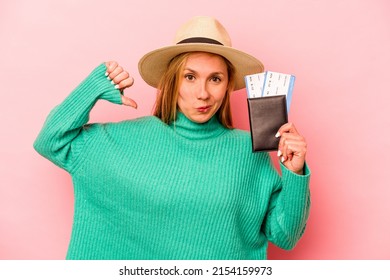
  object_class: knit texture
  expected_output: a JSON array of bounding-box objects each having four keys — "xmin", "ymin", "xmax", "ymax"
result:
[{"xmin": 34, "ymin": 64, "xmax": 311, "ymax": 260}]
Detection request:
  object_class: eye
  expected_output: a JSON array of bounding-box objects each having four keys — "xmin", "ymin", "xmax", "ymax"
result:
[
  {"xmin": 211, "ymin": 76, "xmax": 222, "ymax": 83},
  {"xmin": 185, "ymin": 74, "xmax": 195, "ymax": 81}
]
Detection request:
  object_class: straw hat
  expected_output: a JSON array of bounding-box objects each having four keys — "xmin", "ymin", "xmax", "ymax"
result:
[{"xmin": 138, "ymin": 16, "xmax": 264, "ymax": 90}]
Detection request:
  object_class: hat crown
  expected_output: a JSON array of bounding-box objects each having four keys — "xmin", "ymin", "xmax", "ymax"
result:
[{"xmin": 173, "ymin": 16, "xmax": 232, "ymax": 47}]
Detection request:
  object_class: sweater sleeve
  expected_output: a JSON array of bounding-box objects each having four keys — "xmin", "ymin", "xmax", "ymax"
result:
[
  {"xmin": 262, "ymin": 163, "xmax": 311, "ymax": 250},
  {"xmin": 33, "ymin": 63, "xmax": 122, "ymax": 173}
]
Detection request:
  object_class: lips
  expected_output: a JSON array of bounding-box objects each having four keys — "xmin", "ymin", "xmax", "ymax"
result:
[{"xmin": 196, "ymin": 105, "xmax": 212, "ymax": 113}]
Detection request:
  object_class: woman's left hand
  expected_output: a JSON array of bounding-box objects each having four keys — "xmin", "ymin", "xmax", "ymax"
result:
[{"xmin": 276, "ymin": 123, "xmax": 307, "ymax": 175}]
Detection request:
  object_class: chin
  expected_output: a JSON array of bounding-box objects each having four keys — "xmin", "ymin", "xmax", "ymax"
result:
[{"xmin": 190, "ymin": 113, "xmax": 214, "ymax": 123}]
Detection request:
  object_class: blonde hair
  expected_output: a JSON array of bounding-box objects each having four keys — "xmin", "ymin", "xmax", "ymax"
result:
[{"xmin": 153, "ymin": 52, "xmax": 236, "ymax": 128}]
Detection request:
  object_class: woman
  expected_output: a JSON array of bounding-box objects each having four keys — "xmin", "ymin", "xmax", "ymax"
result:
[{"xmin": 34, "ymin": 16, "xmax": 310, "ymax": 260}]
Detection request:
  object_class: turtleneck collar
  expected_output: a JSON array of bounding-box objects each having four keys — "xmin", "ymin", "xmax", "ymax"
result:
[{"xmin": 169, "ymin": 112, "xmax": 227, "ymax": 140}]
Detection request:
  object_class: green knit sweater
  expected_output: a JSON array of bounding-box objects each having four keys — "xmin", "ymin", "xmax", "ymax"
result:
[{"xmin": 34, "ymin": 64, "xmax": 310, "ymax": 260}]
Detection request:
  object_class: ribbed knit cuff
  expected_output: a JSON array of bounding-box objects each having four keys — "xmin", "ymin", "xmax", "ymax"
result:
[
  {"xmin": 279, "ymin": 162, "xmax": 310, "ymax": 198},
  {"xmin": 81, "ymin": 63, "xmax": 123, "ymax": 105},
  {"xmin": 280, "ymin": 162, "xmax": 311, "ymax": 178}
]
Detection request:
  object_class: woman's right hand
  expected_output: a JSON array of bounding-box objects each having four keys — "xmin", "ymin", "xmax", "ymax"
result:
[{"xmin": 105, "ymin": 61, "xmax": 137, "ymax": 108}]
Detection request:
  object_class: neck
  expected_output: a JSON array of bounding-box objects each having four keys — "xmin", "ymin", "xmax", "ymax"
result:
[{"xmin": 169, "ymin": 112, "xmax": 227, "ymax": 140}]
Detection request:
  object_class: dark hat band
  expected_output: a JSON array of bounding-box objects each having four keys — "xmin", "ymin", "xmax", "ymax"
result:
[{"xmin": 176, "ymin": 37, "xmax": 224, "ymax": 46}]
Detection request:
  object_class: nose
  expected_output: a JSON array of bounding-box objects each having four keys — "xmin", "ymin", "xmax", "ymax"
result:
[{"xmin": 196, "ymin": 81, "xmax": 210, "ymax": 100}]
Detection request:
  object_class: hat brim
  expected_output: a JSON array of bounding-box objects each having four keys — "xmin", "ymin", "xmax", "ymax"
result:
[{"xmin": 138, "ymin": 43, "xmax": 264, "ymax": 90}]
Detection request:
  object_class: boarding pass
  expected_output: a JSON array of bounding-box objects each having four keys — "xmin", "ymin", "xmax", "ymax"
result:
[{"xmin": 245, "ymin": 71, "xmax": 295, "ymax": 112}]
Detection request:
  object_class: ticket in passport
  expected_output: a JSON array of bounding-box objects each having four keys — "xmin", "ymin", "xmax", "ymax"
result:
[{"xmin": 245, "ymin": 71, "xmax": 295, "ymax": 112}]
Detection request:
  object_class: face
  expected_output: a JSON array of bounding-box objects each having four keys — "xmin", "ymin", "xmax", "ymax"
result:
[{"xmin": 177, "ymin": 52, "xmax": 229, "ymax": 123}]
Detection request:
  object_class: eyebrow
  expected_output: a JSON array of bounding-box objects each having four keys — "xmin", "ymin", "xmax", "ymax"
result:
[{"xmin": 183, "ymin": 67, "xmax": 226, "ymax": 76}]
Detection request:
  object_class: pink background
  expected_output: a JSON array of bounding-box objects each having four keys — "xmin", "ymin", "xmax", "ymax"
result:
[{"xmin": 1, "ymin": 0, "xmax": 389, "ymax": 259}]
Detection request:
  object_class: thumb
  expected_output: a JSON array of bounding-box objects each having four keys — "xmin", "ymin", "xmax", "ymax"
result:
[{"xmin": 121, "ymin": 94, "xmax": 138, "ymax": 109}]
